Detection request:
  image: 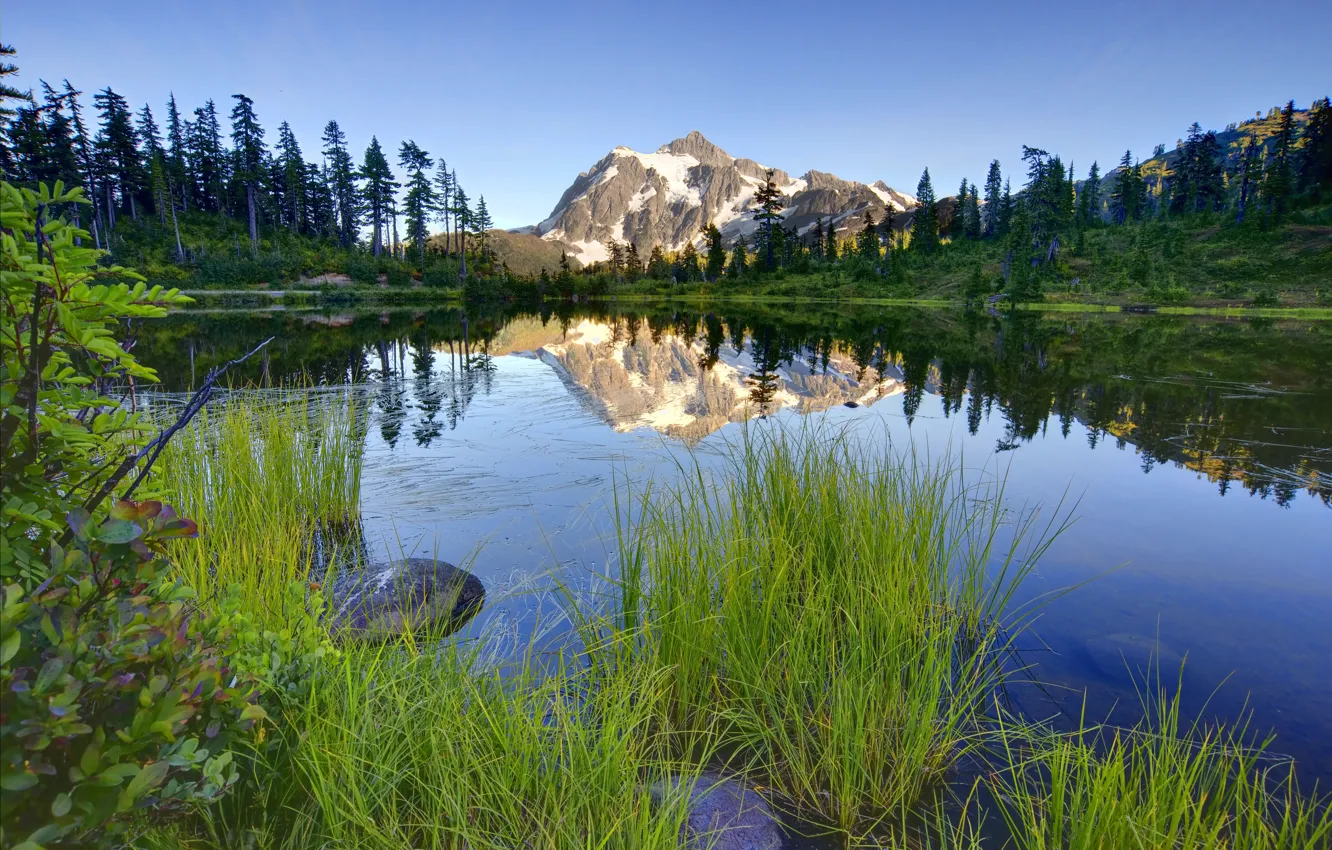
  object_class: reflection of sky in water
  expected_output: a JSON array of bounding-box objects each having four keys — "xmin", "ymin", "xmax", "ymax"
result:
[{"xmin": 356, "ymin": 340, "xmax": 1332, "ymax": 785}]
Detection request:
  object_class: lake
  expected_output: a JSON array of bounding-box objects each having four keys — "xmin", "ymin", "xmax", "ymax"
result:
[{"xmin": 134, "ymin": 300, "xmax": 1332, "ymax": 786}]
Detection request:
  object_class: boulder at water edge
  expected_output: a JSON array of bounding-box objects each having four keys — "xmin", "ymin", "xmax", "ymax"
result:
[
  {"xmin": 328, "ymin": 557, "xmax": 484, "ymax": 639},
  {"xmin": 650, "ymin": 774, "xmax": 783, "ymax": 850}
]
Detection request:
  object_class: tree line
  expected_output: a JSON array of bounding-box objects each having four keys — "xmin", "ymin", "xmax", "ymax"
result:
[
  {"xmin": 0, "ymin": 44, "xmax": 493, "ymax": 273},
  {"xmin": 573, "ymin": 97, "xmax": 1332, "ymax": 299}
]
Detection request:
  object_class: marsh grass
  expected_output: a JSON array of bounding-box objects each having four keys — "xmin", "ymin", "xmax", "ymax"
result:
[
  {"xmin": 155, "ymin": 388, "xmax": 366, "ymax": 612},
  {"xmin": 989, "ymin": 679, "xmax": 1332, "ymax": 849},
  {"xmin": 146, "ymin": 402, "xmax": 1329, "ymax": 850},
  {"xmin": 583, "ymin": 427, "xmax": 1072, "ymax": 839}
]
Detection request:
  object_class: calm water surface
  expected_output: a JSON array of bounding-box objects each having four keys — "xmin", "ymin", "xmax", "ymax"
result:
[{"xmin": 135, "ymin": 301, "xmax": 1332, "ymax": 784}]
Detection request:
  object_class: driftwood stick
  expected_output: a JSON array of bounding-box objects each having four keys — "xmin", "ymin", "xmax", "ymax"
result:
[{"xmin": 75, "ymin": 335, "xmax": 276, "ymax": 521}]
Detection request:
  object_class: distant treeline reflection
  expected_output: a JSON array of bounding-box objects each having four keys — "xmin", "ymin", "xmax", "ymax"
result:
[{"xmin": 133, "ymin": 303, "xmax": 1331, "ymax": 507}]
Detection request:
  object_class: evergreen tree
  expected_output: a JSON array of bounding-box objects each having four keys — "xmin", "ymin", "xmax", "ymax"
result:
[
  {"xmin": 0, "ymin": 44, "xmax": 27, "ymax": 177},
  {"xmin": 321, "ymin": 120, "xmax": 358, "ymax": 247},
  {"xmin": 358, "ymin": 135, "xmax": 395, "ymax": 256},
  {"xmin": 705, "ymin": 223, "xmax": 726, "ymax": 281},
  {"xmin": 1078, "ymin": 161, "xmax": 1101, "ymax": 226},
  {"xmin": 998, "ymin": 178, "xmax": 1013, "ymax": 236},
  {"xmin": 274, "ymin": 121, "xmax": 306, "ymax": 232},
  {"xmin": 750, "ymin": 168, "xmax": 784, "ymax": 270},
  {"xmin": 93, "ymin": 87, "xmax": 142, "ymax": 220},
  {"xmin": 1301, "ymin": 96, "xmax": 1332, "ymax": 198},
  {"xmin": 1111, "ymin": 150, "xmax": 1141, "ymax": 224},
  {"xmin": 857, "ymin": 209, "xmax": 880, "ymax": 261},
  {"xmin": 965, "ymin": 181, "xmax": 982, "ymax": 240},
  {"xmin": 164, "ymin": 93, "xmax": 189, "ymax": 212},
  {"xmin": 647, "ymin": 244, "xmax": 669, "ymax": 278},
  {"xmin": 190, "ymin": 100, "xmax": 226, "ymax": 213},
  {"xmin": 911, "ymin": 168, "xmax": 938, "ymax": 252},
  {"xmin": 982, "ymin": 160, "xmax": 1002, "ymax": 237},
  {"xmin": 473, "ymin": 195, "xmax": 492, "ymax": 260},
  {"xmin": 955, "ymin": 177, "xmax": 969, "ymax": 238},
  {"xmin": 228, "ymin": 94, "xmax": 266, "ymax": 252},
  {"xmin": 452, "ymin": 183, "xmax": 471, "ymax": 264},
  {"xmin": 678, "ymin": 240, "xmax": 700, "ymax": 281},
  {"xmin": 38, "ymin": 83, "xmax": 79, "ymax": 188},
  {"xmin": 1264, "ymin": 99, "xmax": 1297, "ymax": 216},
  {"xmin": 624, "ymin": 241, "xmax": 641, "ymax": 278},
  {"xmin": 1236, "ymin": 132, "xmax": 1261, "ymax": 224},
  {"xmin": 434, "ymin": 159, "xmax": 453, "ymax": 254},
  {"xmin": 398, "ymin": 140, "xmax": 437, "ymax": 267},
  {"xmin": 810, "ymin": 217, "xmax": 825, "ymax": 260},
  {"xmin": 826, "ymin": 221, "xmax": 839, "ymax": 261},
  {"xmin": 729, "ymin": 237, "xmax": 748, "ymax": 278}
]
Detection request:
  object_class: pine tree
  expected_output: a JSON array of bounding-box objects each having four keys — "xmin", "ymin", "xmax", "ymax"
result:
[
  {"xmin": 1078, "ymin": 161, "xmax": 1101, "ymax": 226},
  {"xmin": 321, "ymin": 120, "xmax": 358, "ymax": 247},
  {"xmin": 729, "ymin": 237, "xmax": 748, "ymax": 278},
  {"xmin": 398, "ymin": 140, "xmax": 437, "ymax": 267},
  {"xmin": 703, "ymin": 223, "xmax": 726, "ymax": 281},
  {"xmin": 1264, "ymin": 99, "xmax": 1297, "ymax": 216},
  {"xmin": 911, "ymin": 168, "xmax": 938, "ymax": 252},
  {"xmin": 164, "ymin": 93, "xmax": 189, "ymax": 212},
  {"xmin": 190, "ymin": 100, "xmax": 227, "ymax": 213},
  {"xmin": 750, "ymin": 168, "xmax": 785, "ymax": 270},
  {"xmin": 678, "ymin": 240, "xmax": 700, "ymax": 281},
  {"xmin": 810, "ymin": 217, "xmax": 824, "ymax": 260},
  {"xmin": 434, "ymin": 159, "xmax": 453, "ymax": 254},
  {"xmin": 38, "ymin": 82, "xmax": 79, "ymax": 189},
  {"xmin": 274, "ymin": 121, "xmax": 306, "ymax": 232},
  {"xmin": 93, "ymin": 87, "xmax": 142, "ymax": 221},
  {"xmin": 857, "ymin": 209, "xmax": 880, "ymax": 261},
  {"xmin": 452, "ymin": 183, "xmax": 471, "ymax": 268},
  {"xmin": 1111, "ymin": 150, "xmax": 1140, "ymax": 224},
  {"xmin": 998, "ymin": 178, "xmax": 1013, "ymax": 236},
  {"xmin": 228, "ymin": 94, "xmax": 266, "ymax": 252},
  {"xmin": 965, "ymin": 181, "xmax": 982, "ymax": 240},
  {"xmin": 982, "ymin": 160, "xmax": 1002, "ymax": 237},
  {"xmin": 955, "ymin": 177, "xmax": 969, "ymax": 239},
  {"xmin": 473, "ymin": 195, "xmax": 492, "ymax": 260},
  {"xmin": 0, "ymin": 44, "xmax": 27, "ymax": 177},
  {"xmin": 1236, "ymin": 133, "xmax": 1261, "ymax": 224},
  {"xmin": 624, "ymin": 241, "xmax": 641, "ymax": 278},
  {"xmin": 358, "ymin": 136, "xmax": 395, "ymax": 256},
  {"xmin": 826, "ymin": 221, "xmax": 839, "ymax": 261},
  {"xmin": 1301, "ymin": 96, "xmax": 1332, "ymax": 198},
  {"xmin": 647, "ymin": 244, "xmax": 669, "ymax": 278}
]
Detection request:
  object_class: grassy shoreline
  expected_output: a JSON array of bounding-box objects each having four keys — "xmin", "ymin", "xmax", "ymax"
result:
[
  {"xmin": 169, "ymin": 285, "xmax": 1332, "ymax": 319},
  {"xmin": 141, "ymin": 395, "xmax": 1330, "ymax": 848}
]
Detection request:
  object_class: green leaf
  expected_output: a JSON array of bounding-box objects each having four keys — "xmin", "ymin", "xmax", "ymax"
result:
[
  {"xmin": 1, "ymin": 770, "xmax": 39, "ymax": 791},
  {"xmin": 51, "ymin": 792, "xmax": 71, "ymax": 817},
  {"xmin": 95, "ymin": 520, "xmax": 142, "ymax": 545}
]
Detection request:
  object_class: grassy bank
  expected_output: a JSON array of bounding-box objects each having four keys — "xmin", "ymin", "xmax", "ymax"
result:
[{"xmin": 144, "ymin": 397, "xmax": 1330, "ymax": 848}]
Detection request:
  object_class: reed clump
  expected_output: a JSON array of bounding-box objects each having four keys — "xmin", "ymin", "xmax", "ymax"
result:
[{"xmin": 154, "ymin": 388, "xmax": 366, "ymax": 611}]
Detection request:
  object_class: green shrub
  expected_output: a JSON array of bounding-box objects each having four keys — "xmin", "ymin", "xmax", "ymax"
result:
[
  {"xmin": 0, "ymin": 501, "xmax": 267, "ymax": 848},
  {"xmin": 1, "ymin": 182, "xmax": 191, "ymax": 581},
  {"xmin": 345, "ymin": 257, "xmax": 376, "ymax": 286}
]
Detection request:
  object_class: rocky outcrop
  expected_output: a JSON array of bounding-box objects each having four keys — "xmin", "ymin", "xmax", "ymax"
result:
[
  {"xmin": 650, "ymin": 774, "xmax": 783, "ymax": 850},
  {"xmin": 534, "ymin": 131, "xmax": 915, "ymax": 265},
  {"xmin": 328, "ymin": 557, "xmax": 484, "ymax": 639}
]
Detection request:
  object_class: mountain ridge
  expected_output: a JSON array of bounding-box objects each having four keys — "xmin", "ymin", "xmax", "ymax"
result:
[{"xmin": 534, "ymin": 131, "xmax": 916, "ymax": 265}]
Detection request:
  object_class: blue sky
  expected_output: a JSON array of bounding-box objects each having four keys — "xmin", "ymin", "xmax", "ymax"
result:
[{"xmin": 6, "ymin": 1, "xmax": 1330, "ymax": 228}]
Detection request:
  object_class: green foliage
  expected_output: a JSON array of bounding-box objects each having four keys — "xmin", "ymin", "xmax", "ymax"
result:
[
  {"xmin": 0, "ymin": 501, "xmax": 266, "ymax": 849},
  {"xmin": 1, "ymin": 181, "xmax": 190, "ymax": 581}
]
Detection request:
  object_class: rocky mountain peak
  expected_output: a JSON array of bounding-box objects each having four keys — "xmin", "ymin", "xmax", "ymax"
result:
[{"xmin": 534, "ymin": 133, "xmax": 915, "ymax": 265}]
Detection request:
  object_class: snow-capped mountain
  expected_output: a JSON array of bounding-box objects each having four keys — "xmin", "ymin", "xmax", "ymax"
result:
[{"xmin": 534, "ymin": 131, "xmax": 916, "ymax": 266}]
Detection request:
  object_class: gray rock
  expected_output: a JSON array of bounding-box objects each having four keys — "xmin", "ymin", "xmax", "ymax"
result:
[
  {"xmin": 328, "ymin": 558, "xmax": 484, "ymax": 639},
  {"xmin": 651, "ymin": 774, "xmax": 783, "ymax": 850}
]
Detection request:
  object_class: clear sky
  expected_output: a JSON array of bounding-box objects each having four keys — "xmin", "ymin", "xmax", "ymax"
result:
[{"xmin": 5, "ymin": 1, "xmax": 1330, "ymax": 228}]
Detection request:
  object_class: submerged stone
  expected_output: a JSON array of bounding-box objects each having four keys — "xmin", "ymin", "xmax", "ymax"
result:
[
  {"xmin": 650, "ymin": 773, "xmax": 783, "ymax": 850},
  {"xmin": 328, "ymin": 557, "xmax": 484, "ymax": 639}
]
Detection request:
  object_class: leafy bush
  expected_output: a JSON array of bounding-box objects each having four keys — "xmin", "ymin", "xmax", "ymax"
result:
[
  {"xmin": 0, "ymin": 502, "xmax": 267, "ymax": 848},
  {"xmin": 1, "ymin": 182, "xmax": 191, "ymax": 581}
]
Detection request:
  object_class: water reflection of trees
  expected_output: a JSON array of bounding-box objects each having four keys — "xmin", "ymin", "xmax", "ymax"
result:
[{"xmin": 132, "ymin": 303, "xmax": 1331, "ymax": 507}]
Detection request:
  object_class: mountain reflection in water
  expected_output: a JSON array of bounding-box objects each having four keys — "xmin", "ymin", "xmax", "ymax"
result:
[{"xmin": 137, "ymin": 302, "xmax": 1330, "ymax": 507}]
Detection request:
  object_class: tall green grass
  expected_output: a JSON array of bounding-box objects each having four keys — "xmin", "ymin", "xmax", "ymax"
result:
[
  {"xmin": 589, "ymin": 429, "xmax": 1069, "ymax": 839},
  {"xmin": 990, "ymin": 682, "xmax": 1332, "ymax": 849},
  {"xmin": 144, "ymin": 405, "xmax": 1329, "ymax": 849},
  {"xmin": 154, "ymin": 389, "xmax": 365, "ymax": 613}
]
